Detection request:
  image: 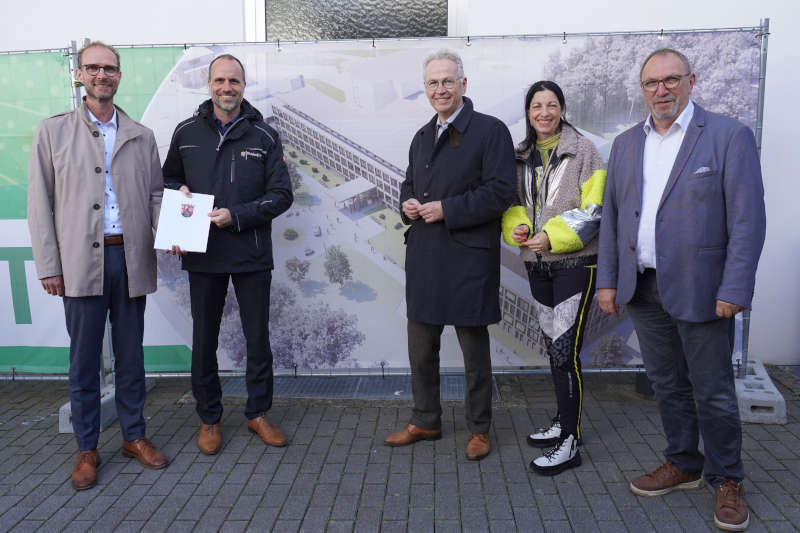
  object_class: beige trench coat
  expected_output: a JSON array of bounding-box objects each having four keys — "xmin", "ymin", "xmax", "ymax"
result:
[{"xmin": 27, "ymin": 102, "xmax": 163, "ymax": 298}]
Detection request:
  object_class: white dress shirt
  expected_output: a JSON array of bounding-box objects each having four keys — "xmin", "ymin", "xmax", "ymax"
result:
[
  {"xmin": 636, "ymin": 100, "xmax": 695, "ymax": 271},
  {"xmin": 87, "ymin": 108, "xmax": 122, "ymax": 236}
]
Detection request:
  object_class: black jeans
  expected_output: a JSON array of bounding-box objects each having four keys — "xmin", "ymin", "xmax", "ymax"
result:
[
  {"xmin": 189, "ymin": 270, "xmax": 274, "ymax": 424},
  {"xmin": 407, "ymin": 320, "xmax": 492, "ymax": 434},
  {"xmin": 626, "ymin": 269, "xmax": 742, "ymax": 486}
]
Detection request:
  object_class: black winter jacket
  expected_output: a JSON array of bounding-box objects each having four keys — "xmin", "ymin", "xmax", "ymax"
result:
[{"xmin": 163, "ymin": 99, "xmax": 293, "ymax": 273}]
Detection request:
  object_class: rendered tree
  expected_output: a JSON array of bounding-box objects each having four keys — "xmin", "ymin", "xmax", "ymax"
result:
[
  {"xmin": 285, "ymin": 257, "xmax": 311, "ymax": 285},
  {"xmin": 544, "ymin": 32, "xmax": 760, "ymax": 134},
  {"xmin": 286, "ymin": 161, "xmax": 304, "ymax": 191},
  {"xmin": 269, "ymin": 283, "xmax": 365, "ymax": 369},
  {"xmin": 323, "ymin": 245, "xmax": 352, "ymax": 286}
]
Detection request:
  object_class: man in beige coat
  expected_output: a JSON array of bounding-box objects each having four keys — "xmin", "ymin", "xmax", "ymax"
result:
[{"xmin": 27, "ymin": 41, "xmax": 168, "ymax": 490}]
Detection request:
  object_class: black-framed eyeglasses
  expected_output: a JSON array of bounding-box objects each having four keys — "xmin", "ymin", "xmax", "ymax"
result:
[
  {"xmin": 425, "ymin": 78, "xmax": 461, "ymax": 91},
  {"xmin": 640, "ymin": 73, "xmax": 689, "ymax": 92},
  {"xmin": 81, "ymin": 64, "xmax": 120, "ymax": 76}
]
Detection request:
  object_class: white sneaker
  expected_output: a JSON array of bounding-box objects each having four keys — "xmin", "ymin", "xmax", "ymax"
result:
[
  {"xmin": 530, "ymin": 434, "xmax": 581, "ymax": 476},
  {"xmin": 527, "ymin": 419, "xmax": 561, "ymax": 447}
]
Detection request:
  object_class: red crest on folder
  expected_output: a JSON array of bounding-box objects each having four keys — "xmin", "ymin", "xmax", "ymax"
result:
[{"xmin": 181, "ymin": 203, "xmax": 194, "ymax": 217}]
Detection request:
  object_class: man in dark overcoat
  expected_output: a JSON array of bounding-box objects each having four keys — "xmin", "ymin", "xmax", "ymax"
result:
[{"xmin": 384, "ymin": 49, "xmax": 516, "ymax": 460}]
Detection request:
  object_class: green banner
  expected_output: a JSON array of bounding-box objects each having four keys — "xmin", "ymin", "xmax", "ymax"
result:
[
  {"xmin": 0, "ymin": 51, "xmax": 71, "ymax": 220},
  {"xmin": 115, "ymin": 47, "xmax": 185, "ymax": 121}
]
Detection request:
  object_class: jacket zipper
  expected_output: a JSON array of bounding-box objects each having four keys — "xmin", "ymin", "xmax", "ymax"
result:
[
  {"xmin": 216, "ymin": 116, "xmax": 245, "ymax": 151},
  {"xmin": 254, "ymin": 229, "xmax": 260, "ymax": 249}
]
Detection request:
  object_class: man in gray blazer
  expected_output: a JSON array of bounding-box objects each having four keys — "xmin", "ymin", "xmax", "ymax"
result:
[{"xmin": 597, "ymin": 48, "xmax": 766, "ymax": 531}]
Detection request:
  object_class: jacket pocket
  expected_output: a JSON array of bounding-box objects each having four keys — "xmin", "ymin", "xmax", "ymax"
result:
[{"xmin": 689, "ymin": 169, "xmax": 718, "ymax": 180}]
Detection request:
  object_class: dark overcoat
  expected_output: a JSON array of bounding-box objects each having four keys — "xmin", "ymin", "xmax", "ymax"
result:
[{"xmin": 400, "ymin": 97, "xmax": 516, "ymax": 326}]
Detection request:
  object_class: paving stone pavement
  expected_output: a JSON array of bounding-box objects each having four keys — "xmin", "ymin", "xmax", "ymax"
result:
[{"xmin": 0, "ymin": 369, "xmax": 798, "ymax": 532}]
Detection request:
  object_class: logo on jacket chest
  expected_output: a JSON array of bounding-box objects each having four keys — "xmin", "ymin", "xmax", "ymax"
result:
[
  {"xmin": 181, "ymin": 203, "xmax": 195, "ymax": 217},
  {"xmin": 241, "ymin": 150, "xmax": 264, "ymax": 160}
]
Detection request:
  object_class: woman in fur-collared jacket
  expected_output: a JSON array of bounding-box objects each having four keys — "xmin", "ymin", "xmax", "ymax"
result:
[{"xmin": 502, "ymin": 80, "xmax": 606, "ymax": 476}]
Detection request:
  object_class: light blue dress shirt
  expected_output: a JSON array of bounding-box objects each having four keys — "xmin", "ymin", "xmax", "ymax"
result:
[{"xmin": 87, "ymin": 108, "xmax": 122, "ymax": 236}]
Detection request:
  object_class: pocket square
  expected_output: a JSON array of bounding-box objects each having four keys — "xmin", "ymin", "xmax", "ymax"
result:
[{"xmin": 693, "ymin": 166, "xmax": 711, "ymax": 174}]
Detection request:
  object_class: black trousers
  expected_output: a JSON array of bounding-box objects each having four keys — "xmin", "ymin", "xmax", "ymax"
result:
[
  {"xmin": 527, "ymin": 262, "xmax": 596, "ymax": 440},
  {"xmin": 407, "ymin": 320, "xmax": 492, "ymax": 434},
  {"xmin": 189, "ymin": 270, "xmax": 274, "ymax": 424},
  {"xmin": 63, "ymin": 245, "xmax": 146, "ymax": 450},
  {"xmin": 626, "ymin": 269, "xmax": 742, "ymax": 486}
]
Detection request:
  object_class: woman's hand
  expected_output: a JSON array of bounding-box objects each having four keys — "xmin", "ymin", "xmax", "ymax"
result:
[
  {"xmin": 512, "ymin": 224, "xmax": 530, "ymax": 243},
  {"xmin": 521, "ymin": 231, "xmax": 550, "ymax": 253}
]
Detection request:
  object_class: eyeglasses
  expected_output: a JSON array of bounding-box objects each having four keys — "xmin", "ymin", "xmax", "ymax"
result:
[
  {"xmin": 640, "ymin": 73, "xmax": 689, "ymax": 92},
  {"xmin": 425, "ymin": 78, "xmax": 461, "ymax": 91},
  {"xmin": 81, "ymin": 64, "xmax": 120, "ymax": 76}
]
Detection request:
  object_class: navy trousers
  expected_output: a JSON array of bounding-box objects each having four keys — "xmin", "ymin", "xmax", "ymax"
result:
[
  {"xmin": 189, "ymin": 270, "xmax": 274, "ymax": 424},
  {"xmin": 626, "ymin": 269, "xmax": 743, "ymax": 486},
  {"xmin": 63, "ymin": 244, "xmax": 147, "ymax": 450}
]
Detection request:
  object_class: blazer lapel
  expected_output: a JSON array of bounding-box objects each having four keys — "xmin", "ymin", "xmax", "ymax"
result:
[
  {"xmin": 632, "ymin": 126, "xmax": 646, "ymax": 211},
  {"xmin": 658, "ymin": 105, "xmax": 705, "ymax": 211}
]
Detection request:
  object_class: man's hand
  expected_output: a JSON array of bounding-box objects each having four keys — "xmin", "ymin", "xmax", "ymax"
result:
[
  {"xmin": 520, "ymin": 231, "xmax": 550, "ymax": 253},
  {"xmin": 210, "ymin": 207, "xmax": 232, "ymax": 228},
  {"xmin": 418, "ymin": 201, "xmax": 444, "ymax": 223},
  {"xmin": 402, "ymin": 198, "xmax": 422, "ymax": 220},
  {"xmin": 41, "ymin": 275, "xmax": 64, "ymax": 296},
  {"xmin": 167, "ymin": 245, "xmax": 186, "ymax": 256},
  {"xmin": 716, "ymin": 299, "xmax": 744, "ymax": 318},
  {"xmin": 512, "ymin": 225, "xmax": 530, "ymax": 243},
  {"xmin": 179, "ymin": 185, "xmax": 192, "ymax": 198},
  {"xmin": 597, "ymin": 288, "xmax": 619, "ymax": 316}
]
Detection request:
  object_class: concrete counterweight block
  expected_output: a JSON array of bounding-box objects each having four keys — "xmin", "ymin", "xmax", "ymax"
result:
[
  {"xmin": 59, "ymin": 385, "xmax": 117, "ymax": 434},
  {"xmin": 735, "ymin": 359, "xmax": 787, "ymax": 424},
  {"xmin": 58, "ymin": 379, "xmax": 156, "ymax": 434}
]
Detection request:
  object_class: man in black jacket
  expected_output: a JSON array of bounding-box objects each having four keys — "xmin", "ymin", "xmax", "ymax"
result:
[
  {"xmin": 384, "ymin": 50, "xmax": 516, "ymax": 460},
  {"xmin": 163, "ymin": 54, "xmax": 293, "ymax": 454}
]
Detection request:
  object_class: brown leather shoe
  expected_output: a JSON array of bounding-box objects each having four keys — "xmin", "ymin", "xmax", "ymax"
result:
[
  {"xmin": 197, "ymin": 423, "xmax": 222, "ymax": 455},
  {"xmin": 71, "ymin": 449, "xmax": 101, "ymax": 490},
  {"xmin": 121, "ymin": 438, "xmax": 169, "ymax": 469},
  {"xmin": 247, "ymin": 415, "xmax": 288, "ymax": 447},
  {"xmin": 714, "ymin": 479, "xmax": 749, "ymax": 531},
  {"xmin": 466, "ymin": 433, "xmax": 491, "ymax": 460},
  {"xmin": 629, "ymin": 461, "xmax": 703, "ymax": 496},
  {"xmin": 384, "ymin": 424, "xmax": 442, "ymax": 447}
]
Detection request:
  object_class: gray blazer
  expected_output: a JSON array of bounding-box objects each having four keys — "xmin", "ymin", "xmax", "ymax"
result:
[{"xmin": 597, "ymin": 103, "xmax": 766, "ymax": 322}]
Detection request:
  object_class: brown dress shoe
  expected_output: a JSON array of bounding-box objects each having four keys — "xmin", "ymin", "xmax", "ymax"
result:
[
  {"xmin": 247, "ymin": 415, "xmax": 288, "ymax": 447},
  {"xmin": 466, "ymin": 433, "xmax": 491, "ymax": 460},
  {"xmin": 197, "ymin": 423, "xmax": 222, "ymax": 455},
  {"xmin": 714, "ymin": 479, "xmax": 749, "ymax": 531},
  {"xmin": 384, "ymin": 424, "xmax": 442, "ymax": 447},
  {"xmin": 122, "ymin": 438, "xmax": 169, "ymax": 469},
  {"xmin": 71, "ymin": 449, "xmax": 101, "ymax": 490},
  {"xmin": 629, "ymin": 460, "xmax": 703, "ymax": 496}
]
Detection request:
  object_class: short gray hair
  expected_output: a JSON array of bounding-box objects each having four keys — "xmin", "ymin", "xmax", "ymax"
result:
[
  {"xmin": 640, "ymin": 48, "xmax": 692, "ymax": 80},
  {"xmin": 423, "ymin": 49, "xmax": 465, "ymax": 80}
]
